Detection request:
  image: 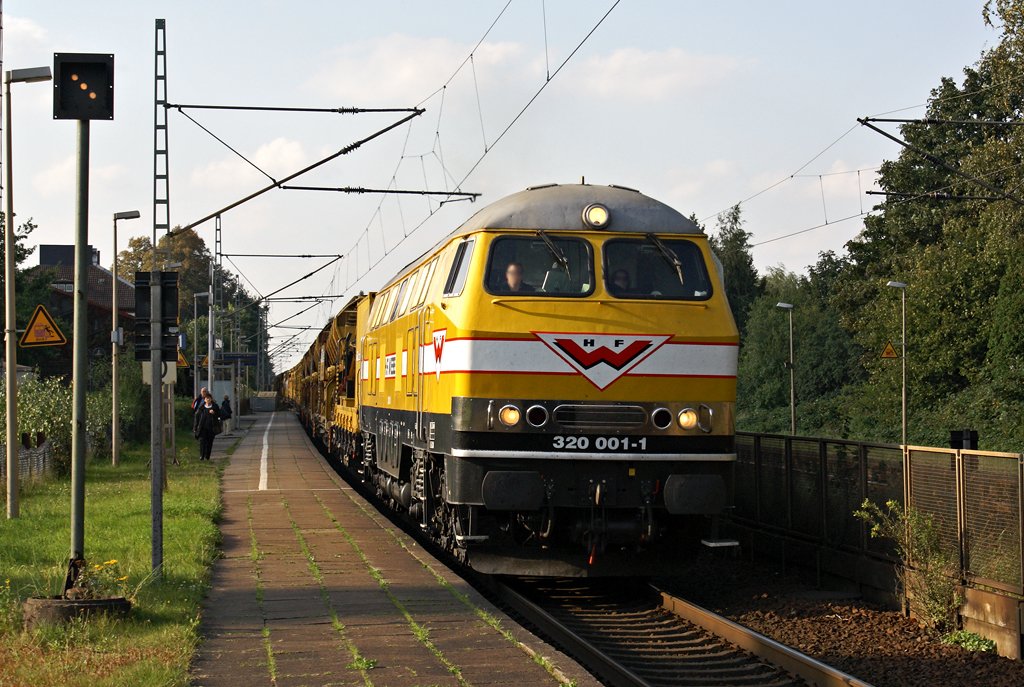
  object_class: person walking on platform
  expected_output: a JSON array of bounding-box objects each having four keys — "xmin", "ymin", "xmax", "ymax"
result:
[
  {"xmin": 193, "ymin": 390, "xmax": 223, "ymax": 461},
  {"xmin": 192, "ymin": 387, "xmax": 209, "ymax": 413},
  {"xmin": 221, "ymin": 394, "xmax": 233, "ymax": 434}
]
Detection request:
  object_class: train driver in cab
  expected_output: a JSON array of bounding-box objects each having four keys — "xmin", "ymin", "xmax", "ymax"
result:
[
  {"xmin": 607, "ymin": 268, "xmax": 633, "ymax": 295},
  {"xmin": 495, "ymin": 261, "xmax": 536, "ymax": 292}
]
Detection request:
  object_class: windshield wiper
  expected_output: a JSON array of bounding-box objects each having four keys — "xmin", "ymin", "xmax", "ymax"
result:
[
  {"xmin": 645, "ymin": 233, "xmax": 685, "ymax": 287},
  {"xmin": 536, "ymin": 229, "xmax": 572, "ymax": 283}
]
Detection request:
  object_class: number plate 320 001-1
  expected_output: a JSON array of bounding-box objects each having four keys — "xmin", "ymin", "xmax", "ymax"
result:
[{"xmin": 552, "ymin": 436, "xmax": 648, "ymax": 451}]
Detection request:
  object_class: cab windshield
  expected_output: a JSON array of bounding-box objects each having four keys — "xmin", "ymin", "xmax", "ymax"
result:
[
  {"xmin": 484, "ymin": 235, "xmax": 593, "ymax": 296},
  {"xmin": 603, "ymin": 238, "xmax": 712, "ymax": 300}
]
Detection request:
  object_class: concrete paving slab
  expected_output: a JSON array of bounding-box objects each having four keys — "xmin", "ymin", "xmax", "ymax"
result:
[{"xmin": 191, "ymin": 411, "xmax": 601, "ymax": 687}]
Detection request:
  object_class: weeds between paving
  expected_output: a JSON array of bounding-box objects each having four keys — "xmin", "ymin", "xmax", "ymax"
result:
[{"xmin": 0, "ymin": 428, "xmax": 223, "ymax": 686}]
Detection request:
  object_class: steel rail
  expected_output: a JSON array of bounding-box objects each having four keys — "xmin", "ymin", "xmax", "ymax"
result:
[
  {"xmin": 486, "ymin": 579, "xmax": 653, "ymax": 687},
  {"xmin": 655, "ymin": 586, "xmax": 875, "ymax": 687}
]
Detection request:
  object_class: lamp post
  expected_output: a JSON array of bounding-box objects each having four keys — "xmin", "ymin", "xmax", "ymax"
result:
[
  {"xmin": 194, "ymin": 291, "xmax": 211, "ymax": 398},
  {"xmin": 887, "ymin": 281, "xmax": 908, "ymax": 449},
  {"xmin": 111, "ymin": 210, "xmax": 140, "ymax": 468},
  {"xmin": 776, "ymin": 302, "xmax": 795, "ymax": 435},
  {"xmin": 5, "ymin": 65, "xmax": 52, "ymax": 520},
  {"xmin": 208, "ymin": 262, "xmax": 219, "ymax": 401}
]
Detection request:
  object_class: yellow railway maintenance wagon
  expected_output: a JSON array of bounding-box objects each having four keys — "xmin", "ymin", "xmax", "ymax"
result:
[{"xmin": 284, "ymin": 183, "xmax": 738, "ymax": 576}]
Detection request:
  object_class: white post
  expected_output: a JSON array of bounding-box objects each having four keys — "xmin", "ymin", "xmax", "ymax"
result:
[
  {"xmin": 901, "ymin": 287, "xmax": 907, "ymax": 449},
  {"xmin": 2, "ymin": 65, "xmax": 51, "ymax": 517},
  {"xmin": 208, "ymin": 264, "xmax": 214, "ymax": 401},
  {"xmin": 4, "ymin": 73, "xmax": 18, "ymax": 518}
]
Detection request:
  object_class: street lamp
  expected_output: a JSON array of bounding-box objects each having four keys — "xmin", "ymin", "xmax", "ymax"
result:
[
  {"xmin": 194, "ymin": 292, "xmax": 211, "ymax": 399},
  {"xmin": 5, "ymin": 65, "xmax": 52, "ymax": 520},
  {"xmin": 887, "ymin": 281, "xmax": 908, "ymax": 449},
  {"xmin": 776, "ymin": 302, "xmax": 795, "ymax": 435},
  {"xmin": 111, "ymin": 210, "xmax": 140, "ymax": 468}
]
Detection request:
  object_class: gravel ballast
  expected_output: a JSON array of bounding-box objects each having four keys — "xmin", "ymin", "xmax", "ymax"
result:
[{"xmin": 661, "ymin": 555, "xmax": 1024, "ymax": 687}]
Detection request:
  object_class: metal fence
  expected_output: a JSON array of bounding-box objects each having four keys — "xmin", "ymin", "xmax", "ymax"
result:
[
  {"xmin": 734, "ymin": 432, "xmax": 1024, "ymax": 594},
  {"xmin": 734, "ymin": 432, "xmax": 905, "ymax": 558},
  {"xmin": 908, "ymin": 446, "xmax": 1023, "ymax": 595},
  {"xmin": 0, "ymin": 441, "xmax": 56, "ymax": 481}
]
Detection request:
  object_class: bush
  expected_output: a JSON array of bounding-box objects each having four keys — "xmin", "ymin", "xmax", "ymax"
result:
[
  {"xmin": 941, "ymin": 629, "xmax": 996, "ymax": 652},
  {"xmin": 855, "ymin": 499, "xmax": 963, "ymax": 632},
  {"xmin": 176, "ymin": 396, "xmax": 196, "ymax": 435},
  {"xmin": 0, "ymin": 376, "xmax": 128, "ymax": 472}
]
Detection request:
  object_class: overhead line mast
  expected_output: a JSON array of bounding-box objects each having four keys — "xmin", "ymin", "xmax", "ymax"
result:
[{"xmin": 857, "ymin": 117, "xmax": 1024, "ymax": 207}]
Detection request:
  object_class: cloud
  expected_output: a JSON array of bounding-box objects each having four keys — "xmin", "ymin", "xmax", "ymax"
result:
[
  {"xmin": 189, "ymin": 138, "xmax": 308, "ymax": 190},
  {"xmin": 569, "ymin": 47, "xmax": 754, "ymax": 101},
  {"xmin": 31, "ymin": 155, "xmax": 125, "ymax": 199},
  {"xmin": 666, "ymin": 158, "xmax": 742, "ymax": 199},
  {"xmin": 32, "ymin": 155, "xmax": 75, "ymax": 196},
  {"xmin": 7, "ymin": 16, "xmax": 48, "ymax": 45},
  {"xmin": 303, "ymin": 34, "xmax": 525, "ymax": 103}
]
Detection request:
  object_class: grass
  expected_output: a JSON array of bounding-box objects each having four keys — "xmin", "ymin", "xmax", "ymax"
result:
[{"xmin": 0, "ymin": 427, "xmax": 223, "ymax": 686}]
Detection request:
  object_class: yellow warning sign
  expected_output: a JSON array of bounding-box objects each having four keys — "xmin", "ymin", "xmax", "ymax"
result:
[
  {"xmin": 880, "ymin": 341, "xmax": 900, "ymax": 359},
  {"xmin": 177, "ymin": 351, "xmax": 190, "ymax": 368},
  {"xmin": 199, "ymin": 355, "xmax": 209, "ymax": 367},
  {"xmin": 19, "ymin": 305, "xmax": 67, "ymax": 347}
]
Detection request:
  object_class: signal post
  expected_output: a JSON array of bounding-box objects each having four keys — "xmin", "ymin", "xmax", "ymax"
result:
[
  {"xmin": 134, "ymin": 271, "xmax": 178, "ymax": 578},
  {"xmin": 52, "ymin": 52, "xmax": 113, "ymax": 576}
]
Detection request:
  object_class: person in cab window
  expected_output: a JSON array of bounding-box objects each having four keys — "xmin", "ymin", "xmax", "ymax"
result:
[
  {"xmin": 498, "ymin": 262, "xmax": 535, "ymax": 292},
  {"xmin": 607, "ymin": 269, "xmax": 632, "ymax": 295}
]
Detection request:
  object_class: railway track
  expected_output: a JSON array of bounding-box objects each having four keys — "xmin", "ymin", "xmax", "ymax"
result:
[
  {"xmin": 486, "ymin": 577, "xmax": 873, "ymax": 687},
  {"xmin": 311, "ymin": 427, "xmax": 873, "ymax": 687}
]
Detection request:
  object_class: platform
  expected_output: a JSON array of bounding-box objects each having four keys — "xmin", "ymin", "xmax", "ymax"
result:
[{"xmin": 191, "ymin": 411, "xmax": 599, "ymax": 687}]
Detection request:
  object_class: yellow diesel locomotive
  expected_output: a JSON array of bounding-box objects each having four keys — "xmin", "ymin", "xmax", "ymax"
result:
[{"xmin": 282, "ymin": 183, "xmax": 738, "ymax": 575}]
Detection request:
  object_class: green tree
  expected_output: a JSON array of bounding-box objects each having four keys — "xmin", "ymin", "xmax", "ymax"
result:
[
  {"xmin": 737, "ymin": 258, "xmax": 864, "ymax": 438},
  {"xmin": 708, "ymin": 204, "xmax": 760, "ymax": 338},
  {"xmin": 824, "ymin": 1, "xmax": 1024, "ymax": 448}
]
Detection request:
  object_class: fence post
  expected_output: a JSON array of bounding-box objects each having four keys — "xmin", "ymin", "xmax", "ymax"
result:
[
  {"xmin": 753, "ymin": 433, "xmax": 762, "ymax": 526},
  {"xmin": 903, "ymin": 445, "xmax": 911, "ymax": 511},
  {"xmin": 956, "ymin": 450, "xmax": 967, "ymax": 579},
  {"xmin": 819, "ymin": 438, "xmax": 828, "ymax": 544},
  {"xmin": 785, "ymin": 435, "xmax": 794, "ymax": 531},
  {"xmin": 859, "ymin": 442, "xmax": 869, "ymax": 554},
  {"xmin": 1018, "ymin": 456, "xmax": 1024, "ymax": 592}
]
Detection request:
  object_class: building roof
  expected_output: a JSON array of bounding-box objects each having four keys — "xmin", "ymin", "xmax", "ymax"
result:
[{"xmin": 44, "ymin": 264, "xmax": 135, "ymax": 314}]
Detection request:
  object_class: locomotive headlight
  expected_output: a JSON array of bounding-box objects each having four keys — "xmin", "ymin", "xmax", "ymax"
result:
[
  {"xmin": 583, "ymin": 203, "xmax": 610, "ymax": 229},
  {"xmin": 499, "ymin": 405, "xmax": 521, "ymax": 426},
  {"xmin": 678, "ymin": 408, "xmax": 699, "ymax": 429}
]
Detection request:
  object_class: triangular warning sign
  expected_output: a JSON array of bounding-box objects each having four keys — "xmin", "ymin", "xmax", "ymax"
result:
[
  {"xmin": 199, "ymin": 355, "xmax": 209, "ymax": 367},
  {"xmin": 880, "ymin": 341, "xmax": 900, "ymax": 359},
  {"xmin": 19, "ymin": 305, "xmax": 67, "ymax": 347},
  {"xmin": 177, "ymin": 351, "xmax": 190, "ymax": 368}
]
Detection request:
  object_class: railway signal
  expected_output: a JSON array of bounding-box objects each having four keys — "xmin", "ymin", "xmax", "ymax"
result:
[
  {"xmin": 134, "ymin": 271, "xmax": 179, "ymax": 361},
  {"xmin": 53, "ymin": 53, "xmax": 113, "ymax": 120}
]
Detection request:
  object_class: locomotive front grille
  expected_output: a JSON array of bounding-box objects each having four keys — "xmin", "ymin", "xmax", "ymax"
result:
[{"xmin": 553, "ymin": 404, "xmax": 647, "ymax": 429}]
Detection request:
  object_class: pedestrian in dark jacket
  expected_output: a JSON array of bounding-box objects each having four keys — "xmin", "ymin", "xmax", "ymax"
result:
[
  {"xmin": 193, "ymin": 391, "xmax": 223, "ymax": 461},
  {"xmin": 221, "ymin": 394, "xmax": 233, "ymax": 434}
]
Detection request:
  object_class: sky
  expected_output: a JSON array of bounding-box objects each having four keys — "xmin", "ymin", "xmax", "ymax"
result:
[{"xmin": 3, "ymin": 1, "xmax": 999, "ymax": 371}]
